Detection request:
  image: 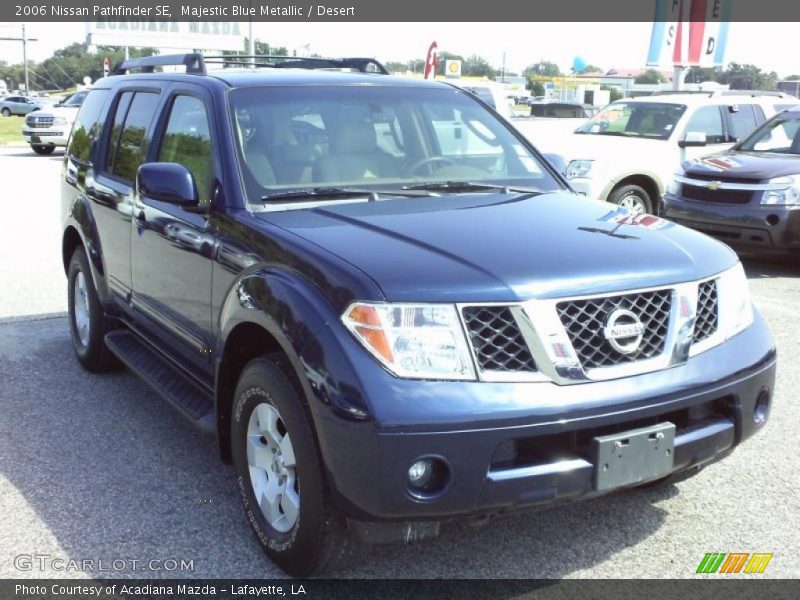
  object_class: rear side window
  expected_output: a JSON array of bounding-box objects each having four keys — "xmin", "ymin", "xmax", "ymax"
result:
[
  {"xmin": 728, "ymin": 104, "xmax": 758, "ymax": 142},
  {"xmin": 684, "ymin": 106, "xmax": 725, "ymax": 144},
  {"xmin": 66, "ymin": 89, "xmax": 109, "ymax": 162},
  {"xmin": 107, "ymin": 91, "xmax": 160, "ymax": 182}
]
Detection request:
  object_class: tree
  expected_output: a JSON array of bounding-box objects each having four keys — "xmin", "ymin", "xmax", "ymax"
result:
[
  {"xmin": 523, "ymin": 61, "xmax": 562, "ymax": 78},
  {"xmin": 785, "ymin": 74, "xmax": 800, "ymax": 81},
  {"xmin": 601, "ymin": 85, "xmax": 623, "ymax": 102},
  {"xmin": 462, "ymin": 54, "xmax": 497, "ymax": 78},
  {"xmin": 529, "ymin": 81, "xmax": 545, "ymax": 96},
  {"xmin": 634, "ymin": 69, "xmax": 667, "ymax": 84},
  {"xmin": 581, "ymin": 64, "xmax": 604, "ymax": 74},
  {"xmin": 385, "ymin": 61, "xmax": 408, "ymax": 74},
  {"xmin": 718, "ymin": 62, "xmax": 778, "ymax": 90}
]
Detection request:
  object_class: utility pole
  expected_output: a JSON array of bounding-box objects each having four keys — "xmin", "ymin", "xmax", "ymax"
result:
[
  {"xmin": 0, "ymin": 24, "xmax": 38, "ymax": 93},
  {"xmin": 501, "ymin": 52, "xmax": 506, "ymax": 82}
]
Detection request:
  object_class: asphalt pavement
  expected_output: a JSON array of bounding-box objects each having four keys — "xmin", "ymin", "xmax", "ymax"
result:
[{"xmin": 0, "ymin": 146, "xmax": 798, "ymax": 578}]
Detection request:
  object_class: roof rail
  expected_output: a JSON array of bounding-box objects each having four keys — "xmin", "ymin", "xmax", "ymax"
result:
[
  {"xmin": 110, "ymin": 53, "xmax": 389, "ymax": 76},
  {"xmin": 112, "ymin": 53, "xmax": 206, "ymax": 75},
  {"xmin": 710, "ymin": 90, "xmax": 789, "ymax": 98},
  {"xmin": 202, "ymin": 55, "xmax": 389, "ymax": 74}
]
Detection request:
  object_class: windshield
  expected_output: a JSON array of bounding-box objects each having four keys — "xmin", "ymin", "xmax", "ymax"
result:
[
  {"xmin": 229, "ymin": 85, "xmax": 562, "ymax": 205},
  {"xmin": 62, "ymin": 91, "xmax": 87, "ymax": 107},
  {"xmin": 738, "ymin": 114, "xmax": 800, "ymax": 154},
  {"xmin": 574, "ymin": 101, "xmax": 686, "ymax": 140}
]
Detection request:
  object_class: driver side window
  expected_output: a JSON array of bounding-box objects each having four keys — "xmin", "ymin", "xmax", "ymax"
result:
[{"xmin": 684, "ymin": 106, "xmax": 726, "ymax": 144}]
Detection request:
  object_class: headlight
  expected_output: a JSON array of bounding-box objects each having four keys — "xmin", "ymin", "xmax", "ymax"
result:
[
  {"xmin": 665, "ymin": 171, "xmax": 683, "ymax": 195},
  {"xmin": 342, "ymin": 303, "xmax": 476, "ymax": 380},
  {"xmin": 761, "ymin": 175, "xmax": 800, "ymax": 206},
  {"xmin": 565, "ymin": 160, "xmax": 596, "ymax": 180},
  {"xmin": 717, "ymin": 262, "xmax": 754, "ymax": 339}
]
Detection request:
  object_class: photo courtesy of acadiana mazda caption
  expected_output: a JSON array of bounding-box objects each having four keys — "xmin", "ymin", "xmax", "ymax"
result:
[{"xmin": 61, "ymin": 53, "xmax": 775, "ymax": 577}]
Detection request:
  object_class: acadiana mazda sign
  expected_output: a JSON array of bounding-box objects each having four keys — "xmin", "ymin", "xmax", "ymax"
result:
[{"xmin": 86, "ymin": 20, "xmax": 244, "ymax": 51}]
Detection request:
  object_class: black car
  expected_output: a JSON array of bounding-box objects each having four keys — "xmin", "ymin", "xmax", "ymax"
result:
[
  {"xmin": 61, "ymin": 54, "xmax": 775, "ymax": 576},
  {"xmin": 663, "ymin": 108, "xmax": 800, "ymax": 254}
]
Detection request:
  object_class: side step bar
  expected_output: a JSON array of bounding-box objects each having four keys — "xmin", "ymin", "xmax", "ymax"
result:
[{"xmin": 105, "ymin": 330, "xmax": 215, "ymax": 433}]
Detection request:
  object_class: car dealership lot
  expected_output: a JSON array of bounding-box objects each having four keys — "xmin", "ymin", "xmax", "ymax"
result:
[{"xmin": 0, "ymin": 146, "xmax": 798, "ymax": 578}]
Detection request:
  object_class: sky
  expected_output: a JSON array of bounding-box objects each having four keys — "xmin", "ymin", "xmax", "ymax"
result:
[{"xmin": 0, "ymin": 22, "xmax": 797, "ymax": 77}]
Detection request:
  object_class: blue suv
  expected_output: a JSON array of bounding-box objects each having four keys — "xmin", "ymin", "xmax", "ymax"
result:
[{"xmin": 61, "ymin": 54, "xmax": 776, "ymax": 576}]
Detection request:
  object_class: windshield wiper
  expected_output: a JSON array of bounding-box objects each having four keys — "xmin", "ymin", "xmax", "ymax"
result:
[
  {"xmin": 402, "ymin": 181, "xmax": 542, "ymax": 194},
  {"xmin": 261, "ymin": 186, "xmax": 435, "ymax": 203}
]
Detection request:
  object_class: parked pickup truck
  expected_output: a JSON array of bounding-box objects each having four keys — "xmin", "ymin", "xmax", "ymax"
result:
[{"xmin": 62, "ymin": 54, "xmax": 776, "ymax": 576}]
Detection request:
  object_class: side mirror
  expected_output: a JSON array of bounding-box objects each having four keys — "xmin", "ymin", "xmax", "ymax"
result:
[
  {"xmin": 542, "ymin": 152, "xmax": 567, "ymax": 175},
  {"xmin": 678, "ymin": 131, "xmax": 708, "ymax": 148},
  {"xmin": 137, "ymin": 162, "xmax": 199, "ymax": 209}
]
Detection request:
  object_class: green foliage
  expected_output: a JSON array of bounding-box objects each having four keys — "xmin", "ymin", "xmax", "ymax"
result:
[
  {"xmin": 523, "ymin": 62, "xmax": 562, "ymax": 78},
  {"xmin": 529, "ymin": 81, "xmax": 546, "ymax": 96},
  {"xmin": 601, "ymin": 85, "xmax": 623, "ymax": 102},
  {"xmin": 634, "ymin": 69, "xmax": 667, "ymax": 84}
]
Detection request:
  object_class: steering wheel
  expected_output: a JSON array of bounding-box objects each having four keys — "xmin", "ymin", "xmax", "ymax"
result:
[{"xmin": 407, "ymin": 156, "xmax": 457, "ymax": 177}]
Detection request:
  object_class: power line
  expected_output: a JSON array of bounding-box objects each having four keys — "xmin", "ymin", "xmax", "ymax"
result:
[{"xmin": 0, "ymin": 24, "xmax": 38, "ymax": 93}]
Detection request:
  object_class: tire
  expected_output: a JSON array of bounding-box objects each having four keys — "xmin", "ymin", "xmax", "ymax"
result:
[
  {"xmin": 231, "ymin": 357, "xmax": 347, "ymax": 577},
  {"xmin": 1, "ymin": 108, "xmax": 11, "ymax": 117},
  {"xmin": 67, "ymin": 247, "xmax": 119, "ymax": 372},
  {"xmin": 32, "ymin": 144, "xmax": 55, "ymax": 155},
  {"xmin": 608, "ymin": 183, "xmax": 654, "ymax": 215}
]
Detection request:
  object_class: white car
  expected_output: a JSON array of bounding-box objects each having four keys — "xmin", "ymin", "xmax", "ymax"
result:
[
  {"xmin": 22, "ymin": 90, "xmax": 87, "ymax": 155},
  {"xmin": 554, "ymin": 92, "xmax": 800, "ymax": 213}
]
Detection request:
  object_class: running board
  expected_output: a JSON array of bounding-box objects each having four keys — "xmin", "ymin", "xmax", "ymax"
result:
[{"xmin": 105, "ymin": 330, "xmax": 215, "ymax": 433}]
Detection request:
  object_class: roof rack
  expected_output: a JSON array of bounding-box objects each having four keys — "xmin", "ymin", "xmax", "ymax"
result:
[{"xmin": 111, "ymin": 53, "xmax": 389, "ymax": 76}]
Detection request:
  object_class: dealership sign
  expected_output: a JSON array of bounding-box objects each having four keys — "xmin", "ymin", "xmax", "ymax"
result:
[
  {"xmin": 646, "ymin": 0, "xmax": 731, "ymax": 67},
  {"xmin": 86, "ymin": 20, "xmax": 244, "ymax": 51}
]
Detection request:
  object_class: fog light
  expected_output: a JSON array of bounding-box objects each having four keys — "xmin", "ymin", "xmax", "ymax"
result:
[
  {"xmin": 407, "ymin": 457, "xmax": 450, "ymax": 498},
  {"xmin": 754, "ymin": 389, "xmax": 770, "ymax": 426},
  {"xmin": 408, "ymin": 460, "xmax": 434, "ymax": 488}
]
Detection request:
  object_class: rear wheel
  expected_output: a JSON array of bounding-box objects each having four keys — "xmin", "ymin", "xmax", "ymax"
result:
[
  {"xmin": 608, "ymin": 183, "xmax": 653, "ymax": 215},
  {"xmin": 231, "ymin": 357, "xmax": 347, "ymax": 577},
  {"xmin": 32, "ymin": 144, "xmax": 55, "ymax": 155},
  {"xmin": 67, "ymin": 247, "xmax": 119, "ymax": 372},
  {"xmin": 1, "ymin": 108, "xmax": 11, "ymax": 117}
]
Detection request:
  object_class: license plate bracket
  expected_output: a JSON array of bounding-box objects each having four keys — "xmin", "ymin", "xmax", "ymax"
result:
[{"xmin": 593, "ymin": 422, "xmax": 675, "ymax": 491}]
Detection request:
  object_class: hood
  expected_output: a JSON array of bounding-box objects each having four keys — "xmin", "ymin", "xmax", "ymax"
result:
[
  {"xmin": 683, "ymin": 150, "xmax": 800, "ymax": 181},
  {"xmin": 28, "ymin": 105, "xmax": 79, "ymax": 121},
  {"xmin": 554, "ymin": 132, "xmax": 674, "ymax": 160},
  {"xmin": 258, "ymin": 192, "xmax": 737, "ymax": 303}
]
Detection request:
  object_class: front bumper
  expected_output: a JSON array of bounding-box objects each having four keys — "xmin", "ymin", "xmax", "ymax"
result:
[
  {"xmin": 23, "ymin": 129, "xmax": 68, "ymax": 147},
  {"xmin": 662, "ymin": 191, "xmax": 800, "ymax": 253},
  {"xmin": 314, "ymin": 311, "xmax": 775, "ymax": 522}
]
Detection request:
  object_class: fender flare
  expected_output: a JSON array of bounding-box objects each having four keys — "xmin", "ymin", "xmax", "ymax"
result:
[
  {"xmin": 214, "ymin": 268, "xmax": 374, "ymax": 458},
  {"xmin": 62, "ymin": 195, "xmax": 112, "ymax": 305}
]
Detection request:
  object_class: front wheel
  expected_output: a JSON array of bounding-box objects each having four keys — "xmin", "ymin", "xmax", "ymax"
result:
[
  {"xmin": 32, "ymin": 144, "xmax": 55, "ymax": 155},
  {"xmin": 231, "ymin": 357, "xmax": 347, "ymax": 577},
  {"xmin": 608, "ymin": 184, "xmax": 654, "ymax": 215}
]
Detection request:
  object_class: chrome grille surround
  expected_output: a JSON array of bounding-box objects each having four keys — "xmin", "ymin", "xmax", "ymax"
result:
[{"xmin": 458, "ymin": 276, "xmax": 724, "ymax": 385}]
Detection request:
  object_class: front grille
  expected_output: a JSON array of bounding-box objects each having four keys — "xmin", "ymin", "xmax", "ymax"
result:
[
  {"xmin": 682, "ymin": 184, "xmax": 754, "ymax": 205},
  {"xmin": 556, "ymin": 290, "xmax": 672, "ymax": 369},
  {"xmin": 462, "ymin": 306, "xmax": 536, "ymax": 373},
  {"xmin": 25, "ymin": 116, "xmax": 54, "ymax": 128},
  {"xmin": 693, "ymin": 279, "xmax": 719, "ymax": 343}
]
